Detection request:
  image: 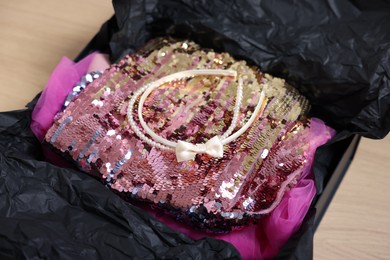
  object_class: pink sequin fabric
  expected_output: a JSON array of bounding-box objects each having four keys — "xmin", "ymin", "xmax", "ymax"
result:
[{"xmin": 45, "ymin": 38, "xmax": 312, "ymax": 231}]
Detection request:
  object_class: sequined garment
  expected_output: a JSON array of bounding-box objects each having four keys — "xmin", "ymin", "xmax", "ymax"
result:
[{"xmin": 45, "ymin": 38, "xmax": 311, "ymax": 232}]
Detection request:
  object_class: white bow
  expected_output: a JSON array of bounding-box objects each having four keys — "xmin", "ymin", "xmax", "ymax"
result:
[{"xmin": 175, "ymin": 136, "xmax": 224, "ymax": 162}]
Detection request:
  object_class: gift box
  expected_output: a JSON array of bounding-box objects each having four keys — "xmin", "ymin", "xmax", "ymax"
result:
[{"xmin": 0, "ymin": 1, "xmax": 389, "ymax": 259}]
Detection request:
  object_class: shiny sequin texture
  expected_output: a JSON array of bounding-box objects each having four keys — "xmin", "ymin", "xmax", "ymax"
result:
[
  {"xmin": 45, "ymin": 38, "xmax": 312, "ymax": 232},
  {"xmin": 62, "ymin": 71, "xmax": 102, "ymax": 109}
]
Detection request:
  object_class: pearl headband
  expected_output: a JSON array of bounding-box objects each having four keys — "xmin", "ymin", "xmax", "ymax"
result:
[{"xmin": 127, "ymin": 69, "xmax": 266, "ymax": 162}]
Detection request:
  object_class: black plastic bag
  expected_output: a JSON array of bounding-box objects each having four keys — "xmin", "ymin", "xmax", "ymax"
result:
[
  {"xmin": 0, "ymin": 107, "xmax": 240, "ymax": 259},
  {"xmin": 1, "ymin": 0, "xmax": 390, "ymax": 259}
]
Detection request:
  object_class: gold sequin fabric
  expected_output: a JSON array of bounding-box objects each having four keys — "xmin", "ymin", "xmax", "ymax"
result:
[{"xmin": 45, "ymin": 38, "xmax": 312, "ymax": 232}]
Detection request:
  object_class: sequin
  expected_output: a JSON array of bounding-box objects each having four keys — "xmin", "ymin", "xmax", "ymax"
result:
[
  {"xmin": 78, "ymin": 129, "xmax": 102, "ymax": 159},
  {"xmin": 85, "ymin": 73, "xmax": 93, "ymax": 83},
  {"xmin": 260, "ymin": 149, "xmax": 269, "ymax": 159},
  {"xmin": 107, "ymin": 129, "xmax": 115, "ymax": 136},
  {"xmin": 50, "ymin": 116, "xmax": 72, "ymax": 143}
]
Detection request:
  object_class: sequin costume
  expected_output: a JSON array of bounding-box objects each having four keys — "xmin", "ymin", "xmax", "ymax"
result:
[{"xmin": 45, "ymin": 38, "xmax": 312, "ymax": 232}]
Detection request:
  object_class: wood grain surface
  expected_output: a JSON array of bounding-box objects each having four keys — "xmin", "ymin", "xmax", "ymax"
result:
[{"xmin": 1, "ymin": 1, "xmax": 389, "ymax": 259}]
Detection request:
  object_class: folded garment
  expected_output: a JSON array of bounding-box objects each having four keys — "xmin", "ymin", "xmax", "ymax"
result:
[{"xmin": 32, "ymin": 39, "xmax": 335, "ymax": 259}]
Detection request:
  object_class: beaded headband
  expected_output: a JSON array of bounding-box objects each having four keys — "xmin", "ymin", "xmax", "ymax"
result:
[{"xmin": 127, "ymin": 69, "xmax": 266, "ymax": 162}]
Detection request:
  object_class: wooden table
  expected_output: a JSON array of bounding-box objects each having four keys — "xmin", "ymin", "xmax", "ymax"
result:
[{"xmin": 1, "ymin": 1, "xmax": 389, "ymax": 259}]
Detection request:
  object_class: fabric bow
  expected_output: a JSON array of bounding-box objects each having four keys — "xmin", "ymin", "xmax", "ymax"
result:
[{"xmin": 175, "ymin": 136, "xmax": 224, "ymax": 162}]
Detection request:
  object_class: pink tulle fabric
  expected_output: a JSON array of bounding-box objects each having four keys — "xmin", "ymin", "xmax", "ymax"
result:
[
  {"xmin": 31, "ymin": 53, "xmax": 109, "ymax": 141},
  {"xmin": 31, "ymin": 54, "xmax": 335, "ymax": 260}
]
